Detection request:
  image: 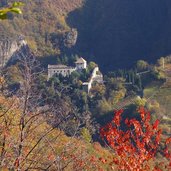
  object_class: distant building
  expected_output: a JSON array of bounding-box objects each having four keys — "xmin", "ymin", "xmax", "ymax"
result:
[
  {"xmin": 47, "ymin": 57, "xmax": 104, "ymax": 94},
  {"xmin": 48, "ymin": 64, "xmax": 76, "ymax": 80},
  {"xmin": 82, "ymin": 67, "xmax": 103, "ymax": 94},
  {"xmin": 75, "ymin": 57, "xmax": 87, "ymax": 70},
  {"xmin": 48, "ymin": 57, "xmax": 87, "ymax": 79}
]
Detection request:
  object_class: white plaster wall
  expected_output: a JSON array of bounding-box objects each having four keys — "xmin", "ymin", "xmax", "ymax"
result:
[{"xmin": 48, "ymin": 67, "xmax": 76, "ymax": 80}]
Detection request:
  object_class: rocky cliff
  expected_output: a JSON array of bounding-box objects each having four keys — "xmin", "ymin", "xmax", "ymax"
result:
[{"xmin": 0, "ymin": 37, "xmax": 27, "ymax": 68}]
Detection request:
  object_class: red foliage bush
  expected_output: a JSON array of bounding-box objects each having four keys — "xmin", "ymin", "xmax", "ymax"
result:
[{"xmin": 100, "ymin": 107, "xmax": 171, "ymax": 170}]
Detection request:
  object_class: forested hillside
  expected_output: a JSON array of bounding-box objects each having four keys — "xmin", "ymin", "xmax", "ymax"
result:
[
  {"xmin": 2, "ymin": 0, "xmax": 171, "ymax": 71},
  {"xmin": 2, "ymin": 1, "xmax": 171, "ymax": 170},
  {"xmin": 0, "ymin": 0, "xmax": 83, "ymax": 56},
  {"xmin": 68, "ymin": 0, "xmax": 171, "ymax": 71}
]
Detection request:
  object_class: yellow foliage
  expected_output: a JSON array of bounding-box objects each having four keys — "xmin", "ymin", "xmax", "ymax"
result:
[
  {"xmin": 135, "ymin": 96, "xmax": 147, "ymax": 107},
  {"xmin": 57, "ymin": 15, "xmax": 70, "ymax": 30},
  {"xmin": 0, "ymin": 94, "xmax": 111, "ymax": 170},
  {"xmin": 27, "ymin": 38, "xmax": 37, "ymax": 51},
  {"xmin": 0, "ymin": 77, "xmax": 5, "ymax": 88}
]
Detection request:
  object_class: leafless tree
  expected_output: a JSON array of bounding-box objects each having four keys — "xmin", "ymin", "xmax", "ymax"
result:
[{"xmin": 0, "ymin": 52, "xmax": 97, "ymax": 171}]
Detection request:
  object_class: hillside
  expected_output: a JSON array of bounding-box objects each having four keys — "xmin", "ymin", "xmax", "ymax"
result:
[
  {"xmin": 68, "ymin": 0, "xmax": 171, "ymax": 71},
  {"xmin": 0, "ymin": 0, "xmax": 83, "ymax": 56},
  {"xmin": 2, "ymin": 0, "xmax": 171, "ymax": 71},
  {"xmin": 1, "ymin": 2, "xmax": 171, "ymax": 170}
]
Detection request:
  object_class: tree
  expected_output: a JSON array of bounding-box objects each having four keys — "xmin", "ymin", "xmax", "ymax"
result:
[
  {"xmin": 91, "ymin": 84, "xmax": 106, "ymax": 98},
  {"xmin": 0, "ymin": 2, "xmax": 23, "ymax": 20},
  {"xmin": 100, "ymin": 107, "xmax": 171, "ymax": 170},
  {"xmin": 152, "ymin": 67, "xmax": 166, "ymax": 80},
  {"xmin": 96, "ymin": 99, "xmax": 112, "ymax": 115},
  {"xmin": 0, "ymin": 92, "xmax": 104, "ymax": 170},
  {"xmin": 136, "ymin": 60, "xmax": 149, "ymax": 71},
  {"xmin": 0, "ymin": 55, "xmax": 103, "ymax": 170},
  {"xmin": 87, "ymin": 61, "xmax": 97, "ymax": 72},
  {"xmin": 134, "ymin": 96, "xmax": 147, "ymax": 107}
]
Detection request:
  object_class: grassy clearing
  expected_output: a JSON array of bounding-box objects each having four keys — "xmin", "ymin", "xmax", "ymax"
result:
[
  {"xmin": 144, "ymin": 79, "xmax": 171, "ymax": 136},
  {"xmin": 144, "ymin": 86, "xmax": 159, "ymax": 97}
]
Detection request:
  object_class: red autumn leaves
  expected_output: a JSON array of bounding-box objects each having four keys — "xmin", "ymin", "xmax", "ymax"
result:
[{"xmin": 100, "ymin": 107, "xmax": 171, "ymax": 170}]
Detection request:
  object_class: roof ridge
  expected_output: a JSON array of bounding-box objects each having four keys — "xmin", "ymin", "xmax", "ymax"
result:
[{"xmin": 75, "ymin": 57, "xmax": 86, "ymax": 63}]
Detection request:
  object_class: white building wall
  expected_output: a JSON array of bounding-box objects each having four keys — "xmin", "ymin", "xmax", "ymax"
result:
[
  {"xmin": 82, "ymin": 66, "xmax": 104, "ymax": 94},
  {"xmin": 76, "ymin": 61, "xmax": 87, "ymax": 70},
  {"xmin": 84, "ymin": 61, "xmax": 87, "ymax": 69},
  {"xmin": 48, "ymin": 65, "xmax": 76, "ymax": 80},
  {"xmin": 91, "ymin": 67, "xmax": 99, "ymax": 78}
]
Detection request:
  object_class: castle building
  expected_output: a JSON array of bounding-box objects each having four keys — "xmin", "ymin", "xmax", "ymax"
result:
[
  {"xmin": 48, "ymin": 57, "xmax": 104, "ymax": 94},
  {"xmin": 48, "ymin": 57, "xmax": 87, "ymax": 80},
  {"xmin": 75, "ymin": 57, "xmax": 87, "ymax": 70}
]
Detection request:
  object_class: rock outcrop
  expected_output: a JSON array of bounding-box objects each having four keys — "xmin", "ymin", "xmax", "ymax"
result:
[
  {"xmin": 64, "ymin": 29, "xmax": 78, "ymax": 48},
  {"xmin": 0, "ymin": 36, "xmax": 27, "ymax": 68}
]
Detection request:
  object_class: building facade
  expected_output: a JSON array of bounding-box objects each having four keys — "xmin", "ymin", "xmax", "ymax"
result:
[
  {"xmin": 82, "ymin": 67, "xmax": 103, "ymax": 94},
  {"xmin": 48, "ymin": 57, "xmax": 87, "ymax": 79},
  {"xmin": 47, "ymin": 58, "xmax": 104, "ymax": 94},
  {"xmin": 75, "ymin": 57, "xmax": 87, "ymax": 70},
  {"xmin": 48, "ymin": 65, "xmax": 76, "ymax": 80}
]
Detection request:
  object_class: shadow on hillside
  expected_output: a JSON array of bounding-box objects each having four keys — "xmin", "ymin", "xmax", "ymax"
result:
[
  {"xmin": 67, "ymin": 0, "xmax": 171, "ymax": 71},
  {"xmin": 66, "ymin": 0, "xmax": 97, "ymax": 60}
]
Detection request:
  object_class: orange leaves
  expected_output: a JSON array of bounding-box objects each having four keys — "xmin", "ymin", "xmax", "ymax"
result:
[
  {"xmin": 164, "ymin": 148, "xmax": 170, "ymax": 158},
  {"xmin": 153, "ymin": 119, "xmax": 160, "ymax": 130},
  {"xmin": 155, "ymin": 129, "xmax": 162, "ymax": 145},
  {"xmin": 14, "ymin": 158, "xmax": 19, "ymax": 168},
  {"xmin": 99, "ymin": 157, "xmax": 107, "ymax": 164},
  {"xmin": 130, "ymin": 119, "xmax": 143, "ymax": 137},
  {"xmin": 0, "ymin": 76, "xmax": 5, "ymax": 85},
  {"xmin": 100, "ymin": 107, "xmax": 171, "ymax": 170},
  {"xmin": 47, "ymin": 154, "xmax": 56, "ymax": 161},
  {"xmin": 138, "ymin": 107, "xmax": 146, "ymax": 121},
  {"xmin": 90, "ymin": 156, "xmax": 97, "ymax": 162},
  {"xmin": 3, "ymin": 129, "xmax": 10, "ymax": 138},
  {"xmin": 169, "ymin": 162, "xmax": 171, "ymax": 167},
  {"xmin": 164, "ymin": 137, "xmax": 171, "ymax": 161},
  {"xmin": 113, "ymin": 109, "xmax": 123, "ymax": 126},
  {"xmin": 166, "ymin": 137, "xmax": 171, "ymax": 145},
  {"xmin": 153, "ymin": 166, "xmax": 163, "ymax": 171}
]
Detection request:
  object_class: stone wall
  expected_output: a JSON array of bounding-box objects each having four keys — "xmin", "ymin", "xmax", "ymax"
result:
[{"xmin": 83, "ymin": 67, "xmax": 103, "ymax": 94}]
